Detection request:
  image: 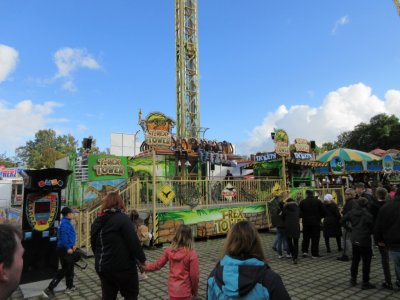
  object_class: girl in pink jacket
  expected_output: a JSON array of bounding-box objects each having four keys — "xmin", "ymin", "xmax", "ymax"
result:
[{"xmin": 144, "ymin": 224, "xmax": 199, "ymax": 300}]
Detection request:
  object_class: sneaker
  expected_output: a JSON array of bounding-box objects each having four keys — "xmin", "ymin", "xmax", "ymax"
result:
[
  {"xmin": 350, "ymin": 278, "xmax": 357, "ymax": 287},
  {"xmin": 302, "ymin": 253, "xmax": 308, "ymax": 258},
  {"xmin": 381, "ymin": 282, "xmax": 393, "ymax": 290},
  {"xmin": 278, "ymin": 255, "xmax": 284, "ymax": 259},
  {"xmin": 286, "ymin": 254, "xmax": 292, "ymax": 258},
  {"xmin": 337, "ymin": 255, "xmax": 349, "ymax": 262},
  {"xmin": 361, "ymin": 282, "xmax": 376, "ymax": 290},
  {"xmin": 139, "ymin": 273, "xmax": 148, "ymax": 281},
  {"xmin": 42, "ymin": 288, "xmax": 55, "ymax": 299},
  {"xmin": 65, "ymin": 286, "xmax": 77, "ymax": 294}
]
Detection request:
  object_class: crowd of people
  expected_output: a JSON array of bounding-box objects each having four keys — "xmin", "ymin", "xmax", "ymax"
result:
[
  {"xmin": 1, "ymin": 183, "xmax": 399, "ymax": 299},
  {"xmin": 270, "ymin": 182, "xmax": 400, "ymax": 291}
]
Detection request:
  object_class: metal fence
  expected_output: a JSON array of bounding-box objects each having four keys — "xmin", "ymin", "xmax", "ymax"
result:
[{"xmin": 76, "ymin": 177, "xmax": 283, "ymax": 253}]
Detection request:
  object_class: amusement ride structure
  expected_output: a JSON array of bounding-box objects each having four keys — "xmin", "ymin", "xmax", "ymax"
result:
[{"xmin": 175, "ymin": 0, "xmax": 201, "ymax": 140}]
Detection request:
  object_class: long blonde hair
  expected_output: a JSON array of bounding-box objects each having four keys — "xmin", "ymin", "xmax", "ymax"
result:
[
  {"xmin": 171, "ymin": 224, "xmax": 194, "ymax": 250},
  {"xmin": 223, "ymin": 220, "xmax": 266, "ymax": 262}
]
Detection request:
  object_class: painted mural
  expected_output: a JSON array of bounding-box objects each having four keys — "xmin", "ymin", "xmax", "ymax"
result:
[{"xmin": 83, "ymin": 178, "xmax": 128, "ymax": 204}]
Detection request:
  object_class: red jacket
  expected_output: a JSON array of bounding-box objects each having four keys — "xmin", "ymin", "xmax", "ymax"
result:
[{"xmin": 144, "ymin": 247, "xmax": 199, "ymax": 297}]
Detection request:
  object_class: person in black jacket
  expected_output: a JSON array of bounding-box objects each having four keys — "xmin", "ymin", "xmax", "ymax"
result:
[
  {"xmin": 370, "ymin": 187, "xmax": 393, "ymax": 289},
  {"xmin": 341, "ymin": 197, "xmax": 375, "ymax": 290},
  {"xmin": 91, "ymin": 192, "xmax": 146, "ymax": 300},
  {"xmin": 322, "ymin": 194, "xmax": 342, "ymax": 253},
  {"xmin": 282, "ymin": 198, "xmax": 300, "ymax": 264},
  {"xmin": 375, "ymin": 191, "xmax": 400, "ymax": 289},
  {"xmin": 269, "ymin": 195, "xmax": 288, "ymax": 258},
  {"xmin": 299, "ymin": 190, "xmax": 325, "ymax": 258},
  {"xmin": 337, "ymin": 188, "xmax": 357, "ymax": 261}
]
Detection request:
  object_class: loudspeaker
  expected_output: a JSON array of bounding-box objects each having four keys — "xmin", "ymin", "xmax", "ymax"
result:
[
  {"xmin": 310, "ymin": 141, "xmax": 316, "ymax": 150},
  {"xmin": 82, "ymin": 138, "xmax": 92, "ymax": 150}
]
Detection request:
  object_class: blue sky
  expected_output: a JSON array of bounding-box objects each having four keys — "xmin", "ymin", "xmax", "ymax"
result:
[{"xmin": 1, "ymin": 0, "xmax": 400, "ymax": 155}]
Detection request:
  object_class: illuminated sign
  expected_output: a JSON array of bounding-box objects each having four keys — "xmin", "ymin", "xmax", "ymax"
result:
[
  {"xmin": 38, "ymin": 179, "xmax": 64, "ymax": 188},
  {"xmin": 293, "ymin": 152, "xmax": 313, "ymax": 160},
  {"xmin": 255, "ymin": 152, "xmax": 277, "ymax": 162},
  {"xmin": 26, "ymin": 193, "xmax": 58, "ymax": 232}
]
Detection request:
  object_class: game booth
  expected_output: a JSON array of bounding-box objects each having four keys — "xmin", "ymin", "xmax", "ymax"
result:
[{"xmin": 20, "ymin": 168, "xmax": 71, "ymax": 284}]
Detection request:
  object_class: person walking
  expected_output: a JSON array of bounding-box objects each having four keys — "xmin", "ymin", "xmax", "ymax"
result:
[
  {"xmin": 207, "ymin": 220, "xmax": 291, "ymax": 299},
  {"xmin": 375, "ymin": 189, "xmax": 400, "ymax": 290},
  {"xmin": 282, "ymin": 198, "xmax": 300, "ymax": 264},
  {"xmin": 269, "ymin": 194, "xmax": 288, "ymax": 258},
  {"xmin": 341, "ymin": 197, "xmax": 375, "ymax": 289},
  {"xmin": 322, "ymin": 194, "xmax": 342, "ymax": 253},
  {"xmin": 337, "ymin": 188, "xmax": 357, "ymax": 261},
  {"xmin": 144, "ymin": 224, "xmax": 199, "ymax": 300},
  {"xmin": 43, "ymin": 207, "xmax": 77, "ymax": 298},
  {"xmin": 91, "ymin": 192, "xmax": 146, "ymax": 300},
  {"xmin": 370, "ymin": 187, "xmax": 393, "ymax": 289},
  {"xmin": 299, "ymin": 190, "xmax": 325, "ymax": 258}
]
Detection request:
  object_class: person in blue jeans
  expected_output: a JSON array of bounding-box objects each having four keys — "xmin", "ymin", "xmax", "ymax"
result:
[
  {"xmin": 269, "ymin": 195, "xmax": 289, "ymax": 258},
  {"xmin": 375, "ymin": 189, "xmax": 400, "ymax": 289},
  {"xmin": 43, "ymin": 207, "xmax": 77, "ymax": 298}
]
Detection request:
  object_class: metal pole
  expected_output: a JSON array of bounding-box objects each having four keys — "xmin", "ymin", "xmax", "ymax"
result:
[
  {"xmin": 282, "ymin": 157, "xmax": 287, "ymax": 193},
  {"xmin": 134, "ymin": 130, "xmax": 140, "ymax": 156},
  {"xmin": 152, "ymin": 149, "xmax": 157, "ymax": 238}
]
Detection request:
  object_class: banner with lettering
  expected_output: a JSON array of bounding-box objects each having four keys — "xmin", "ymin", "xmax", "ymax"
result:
[
  {"xmin": 88, "ymin": 155, "xmax": 128, "ymax": 181},
  {"xmin": 157, "ymin": 204, "xmax": 267, "ymax": 236}
]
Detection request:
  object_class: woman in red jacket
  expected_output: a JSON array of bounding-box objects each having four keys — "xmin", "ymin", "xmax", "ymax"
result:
[{"xmin": 144, "ymin": 224, "xmax": 199, "ymax": 300}]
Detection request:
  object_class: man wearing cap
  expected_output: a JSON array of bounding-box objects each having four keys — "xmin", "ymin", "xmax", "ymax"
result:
[{"xmin": 43, "ymin": 207, "xmax": 77, "ymax": 298}]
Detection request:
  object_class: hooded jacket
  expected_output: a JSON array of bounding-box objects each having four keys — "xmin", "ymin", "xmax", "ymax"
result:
[
  {"xmin": 322, "ymin": 202, "xmax": 341, "ymax": 238},
  {"xmin": 145, "ymin": 247, "xmax": 199, "ymax": 298},
  {"xmin": 282, "ymin": 201, "xmax": 300, "ymax": 239},
  {"xmin": 90, "ymin": 210, "xmax": 145, "ymax": 273},
  {"xmin": 374, "ymin": 198, "xmax": 400, "ymax": 251},
  {"xmin": 341, "ymin": 205, "xmax": 373, "ymax": 248},
  {"xmin": 207, "ymin": 255, "xmax": 291, "ymax": 300}
]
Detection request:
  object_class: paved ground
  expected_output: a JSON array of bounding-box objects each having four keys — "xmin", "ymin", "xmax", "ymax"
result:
[{"xmin": 10, "ymin": 232, "xmax": 400, "ymax": 299}]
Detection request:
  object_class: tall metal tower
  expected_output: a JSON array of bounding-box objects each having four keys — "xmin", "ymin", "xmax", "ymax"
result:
[{"xmin": 175, "ymin": 0, "xmax": 200, "ymax": 140}]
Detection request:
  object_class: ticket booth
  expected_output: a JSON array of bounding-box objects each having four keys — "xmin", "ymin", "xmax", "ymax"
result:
[{"xmin": 20, "ymin": 168, "xmax": 72, "ymax": 284}]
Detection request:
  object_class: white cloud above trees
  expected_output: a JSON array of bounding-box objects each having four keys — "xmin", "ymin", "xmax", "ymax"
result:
[{"xmin": 238, "ymin": 83, "xmax": 400, "ymax": 154}]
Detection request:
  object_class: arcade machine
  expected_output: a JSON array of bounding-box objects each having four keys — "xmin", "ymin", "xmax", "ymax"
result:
[{"xmin": 20, "ymin": 168, "xmax": 72, "ymax": 284}]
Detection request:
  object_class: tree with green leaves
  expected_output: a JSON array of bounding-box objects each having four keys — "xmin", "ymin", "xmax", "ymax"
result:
[
  {"xmin": 335, "ymin": 114, "xmax": 400, "ymax": 151},
  {"xmin": 16, "ymin": 129, "xmax": 77, "ymax": 169},
  {"xmin": 0, "ymin": 153, "xmax": 18, "ymax": 167}
]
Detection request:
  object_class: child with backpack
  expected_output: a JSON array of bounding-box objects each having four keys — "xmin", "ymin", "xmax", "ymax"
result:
[{"xmin": 144, "ymin": 224, "xmax": 199, "ymax": 300}]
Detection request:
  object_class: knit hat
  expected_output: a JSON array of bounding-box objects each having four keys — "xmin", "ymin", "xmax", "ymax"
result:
[
  {"xmin": 61, "ymin": 206, "xmax": 73, "ymax": 216},
  {"xmin": 323, "ymin": 194, "xmax": 333, "ymax": 202}
]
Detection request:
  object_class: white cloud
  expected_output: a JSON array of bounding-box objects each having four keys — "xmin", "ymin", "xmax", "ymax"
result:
[
  {"xmin": 0, "ymin": 100, "xmax": 62, "ymax": 153},
  {"xmin": 0, "ymin": 44, "xmax": 19, "ymax": 83},
  {"xmin": 77, "ymin": 124, "xmax": 88, "ymax": 131},
  {"xmin": 238, "ymin": 83, "xmax": 400, "ymax": 154},
  {"xmin": 332, "ymin": 15, "xmax": 349, "ymax": 35},
  {"xmin": 53, "ymin": 47, "xmax": 101, "ymax": 91}
]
